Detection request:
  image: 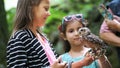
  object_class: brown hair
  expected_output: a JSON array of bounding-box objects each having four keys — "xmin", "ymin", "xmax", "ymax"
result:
[
  {"xmin": 60, "ymin": 20, "xmax": 85, "ymax": 52},
  {"xmin": 13, "ymin": 0, "xmax": 42, "ymax": 32},
  {"xmin": 59, "ymin": 16, "xmax": 88, "ymax": 52}
]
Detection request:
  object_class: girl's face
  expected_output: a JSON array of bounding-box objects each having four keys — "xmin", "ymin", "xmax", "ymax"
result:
[
  {"xmin": 64, "ymin": 21, "xmax": 83, "ymax": 46},
  {"xmin": 33, "ymin": 0, "xmax": 50, "ymax": 27}
]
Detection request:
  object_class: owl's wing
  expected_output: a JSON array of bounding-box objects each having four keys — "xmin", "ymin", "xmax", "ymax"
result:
[{"xmin": 84, "ymin": 33, "xmax": 107, "ymax": 49}]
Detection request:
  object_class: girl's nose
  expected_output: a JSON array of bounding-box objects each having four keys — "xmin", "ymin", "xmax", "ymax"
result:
[
  {"xmin": 75, "ymin": 31, "xmax": 79, "ymax": 35},
  {"xmin": 47, "ymin": 11, "xmax": 51, "ymax": 16}
]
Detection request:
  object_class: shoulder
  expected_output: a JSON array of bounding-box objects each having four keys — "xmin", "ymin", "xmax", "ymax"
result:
[
  {"xmin": 61, "ymin": 53, "xmax": 70, "ymax": 61},
  {"xmin": 61, "ymin": 53, "xmax": 69, "ymax": 59},
  {"xmin": 8, "ymin": 29, "xmax": 36, "ymax": 45},
  {"xmin": 61, "ymin": 53, "xmax": 69, "ymax": 57},
  {"xmin": 12, "ymin": 29, "xmax": 35, "ymax": 39}
]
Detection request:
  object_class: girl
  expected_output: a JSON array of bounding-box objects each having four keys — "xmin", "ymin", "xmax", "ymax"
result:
[
  {"xmin": 6, "ymin": 0, "xmax": 95, "ymax": 68},
  {"xmin": 6, "ymin": 0, "xmax": 66, "ymax": 68},
  {"xmin": 58, "ymin": 14, "xmax": 112, "ymax": 68}
]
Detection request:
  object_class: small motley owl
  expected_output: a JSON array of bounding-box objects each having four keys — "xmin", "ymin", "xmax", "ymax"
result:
[{"xmin": 78, "ymin": 27, "xmax": 108, "ymax": 59}]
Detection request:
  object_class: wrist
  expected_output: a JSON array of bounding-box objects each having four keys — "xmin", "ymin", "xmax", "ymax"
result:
[
  {"xmin": 72, "ymin": 61, "xmax": 84, "ymax": 68},
  {"xmin": 98, "ymin": 55, "xmax": 108, "ymax": 63}
]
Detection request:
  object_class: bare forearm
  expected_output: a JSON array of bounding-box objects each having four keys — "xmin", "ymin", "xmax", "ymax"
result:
[
  {"xmin": 100, "ymin": 32, "xmax": 120, "ymax": 47},
  {"xmin": 71, "ymin": 60, "xmax": 86, "ymax": 68},
  {"xmin": 71, "ymin": 61, "xmax": 83, "ymax": 68},
  {"xmin": 98, "ymin": 55, "xmax": 112, "ymax": 68},
  {"xmin": 71, "ymin": 56, "xmax": 94, "ymax": 68}
]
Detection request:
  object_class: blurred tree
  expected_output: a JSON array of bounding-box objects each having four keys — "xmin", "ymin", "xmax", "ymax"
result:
[
  {"xmin": 3, "ymin": 0, "xmax": 120, "ymax": 67},
  {"xmin": 43, "ymin": 0, "xmax": 120, "ymax": 67},
  {"xmin": 0, "ymin": 0, "xmax": 8, "ymax": 67}
]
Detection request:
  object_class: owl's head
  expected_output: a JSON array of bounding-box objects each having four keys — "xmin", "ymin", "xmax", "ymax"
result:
[{"xmin": 78, "ymin": 27, "xmax": 91, "ymax": 37}]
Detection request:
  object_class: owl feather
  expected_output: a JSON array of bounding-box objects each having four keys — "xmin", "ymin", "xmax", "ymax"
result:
[{"xmin": 78, "ymin": 27, "xmax": 108, "ymax": 58}]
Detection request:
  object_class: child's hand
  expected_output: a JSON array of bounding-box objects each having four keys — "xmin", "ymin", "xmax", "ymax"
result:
[
  {"xmin": 51, "ymin": 56, "xmax": 67, "ymax": 68},
  {"xmin": 82, "ymin": 53, "xmax": 95, "ymax": 66},
  {"xmin": 72, "ymin": 53, "xmax": 94, "ymax": 68}
]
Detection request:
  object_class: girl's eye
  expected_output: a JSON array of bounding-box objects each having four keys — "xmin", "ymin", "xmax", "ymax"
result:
[
  {"xmin": 45, "ymin": 7, "xmax": 49, "ymax": 11},
  {"xmin": 68, "ymin": 29, "xmax": 74, "ymax": 33}
]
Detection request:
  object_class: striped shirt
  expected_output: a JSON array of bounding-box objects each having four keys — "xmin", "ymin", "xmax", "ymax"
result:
[{"xmin": 7, "ymin": 29, "xmax": 57, "ymax": 68}]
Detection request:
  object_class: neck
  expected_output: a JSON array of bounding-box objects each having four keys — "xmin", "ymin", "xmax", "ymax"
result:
[
  {"xmin": 70, "ymin": 45, "xmax": 84, "ymax": 52},
  {"xmin": 29, "ymin": 24, "xmax": 38, "ymax": 36},
  {"xmin": 69, "ymin": 46, "xmax": 85, "ymax": 57}
]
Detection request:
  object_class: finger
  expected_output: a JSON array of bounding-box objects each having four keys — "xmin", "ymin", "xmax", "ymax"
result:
[
  {"xmin": 85, "ymin": 52, "xmax": 91, "ymax": 57},
  {"xmin": 53, "ymin": 56, "xmax": 61, "ymax": 65},
  {"xmin": 57, "ymin": 56, "xmax": 62, "ymax": 63},
  {"xmin": 92, "ymin": 56, "xmax": 95, "ymax": 60},
  {"xmin": 60, "ymin": 61, "xmax": 67, "ymax": 66},
  {"xmin": 113, "ymin": 15, "xmax": 119, "ymax": 19}
]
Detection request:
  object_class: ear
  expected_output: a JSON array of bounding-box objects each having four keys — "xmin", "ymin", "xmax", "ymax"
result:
[{"xmin": 60, "ymin": 32, "xmax": 67, "ymax": 40}]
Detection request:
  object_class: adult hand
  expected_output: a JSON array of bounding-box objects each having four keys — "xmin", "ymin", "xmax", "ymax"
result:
[
  {"xmin": 113, "ymin": 15, "xmax": 120, "ymax": 22},
  {"xmin": 51, "ymin": 56, "xmax": 67, "ymax": 68},
  {"xmin": 105, "ymin": 19, "xmax": 120, "ymax": 32}
]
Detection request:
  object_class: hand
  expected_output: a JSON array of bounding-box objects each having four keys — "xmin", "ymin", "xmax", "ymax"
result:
[
  {"xmin": 72, "ymin": 53, "xmax": 94, "ymax": 68},
  {"xmin": 113, "ymin": 15, "xmax": 120, "ymax": 22},
  {"xmin": 82, "ymin": 53, "xmax": 95, "ymax": 66},
  {"xmin": 51, "ymin": 56, "xmax": 67, "ymax": 68},
  {"xmin": 105, "ymin": 19, "xmax": 120, "ymax": 32}
]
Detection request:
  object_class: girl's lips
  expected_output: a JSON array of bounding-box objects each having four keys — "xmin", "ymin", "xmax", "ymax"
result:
[
  {"xmin": 44, "ymin": 17, "xmax": 47, "ymax": 19},
  {"xmin": 74, "ymin": 37, "xmax": 84, "ymax": 42},
  {"xmin": 74, "ymin": 38, "xmax": 81, "ymax": 41}
]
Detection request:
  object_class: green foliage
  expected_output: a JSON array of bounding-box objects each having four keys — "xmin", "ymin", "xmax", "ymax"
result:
[
  {"xmin": 4, "ymin": 0, "xmax": 120, "ymax": 67},
  {"xmin": 43, "ymin": 8, "xmax": 66, "ymax": 42},
  {"xmin": 7, "ymin": 8, "xmax": 16, "ymax": 34},
  {"xmin": 0, "ymin": 0, "xmax": 8, "ymax": 67},
  {"xmin": 43, "ymin": 8, "xmax": 66, "ymax": 34}
]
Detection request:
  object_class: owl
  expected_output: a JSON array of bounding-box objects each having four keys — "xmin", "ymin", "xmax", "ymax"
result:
[{"xmin": 78, "ymin": 27, "xmax": 108, "ymax": 59}]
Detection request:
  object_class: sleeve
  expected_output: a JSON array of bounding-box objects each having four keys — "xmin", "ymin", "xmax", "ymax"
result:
[
  {"xmin": 99, "ymin": 21, "xmax": 112, "ymax": 33},
  {"xmin": 7, "ymin": 38, "xmax": 28, "ymax": 68}
]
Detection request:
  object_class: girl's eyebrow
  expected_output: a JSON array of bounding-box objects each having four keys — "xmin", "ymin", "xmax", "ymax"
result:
[{"xmin": 45, "ymin": 0, "xmax": 50, "ymax": 4}]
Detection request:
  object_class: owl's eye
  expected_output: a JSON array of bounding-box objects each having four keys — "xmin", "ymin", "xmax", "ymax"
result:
[
  {"xmin": 81, "ymin": 29, "xmax": 83, "ymax": 31},
  {"xmin": 81, "ymin": 29, "xmax": 86, "ymax": 32}
]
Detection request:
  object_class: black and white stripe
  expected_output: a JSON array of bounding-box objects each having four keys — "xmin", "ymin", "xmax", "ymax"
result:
[{"xmin": 7, "ymin": 29, "xmax": 57, "ymax": 68}]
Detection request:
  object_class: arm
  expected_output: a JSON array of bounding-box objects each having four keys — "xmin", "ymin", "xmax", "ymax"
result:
[
  {"xmin": 97, "ymin": 55, "xmax": 112, "ymax": 68},
  {"xmin": 100, "ymin": 32, "xmax": 120, "ymax": 47},
  {"xmin": 71, "ymin": 60, "xmax": 85, "ymax": 68},
  {"xmin": 7, "ymin": 39, "xmax": 27, "ymax": 68},
  {"xmin": 71, "ymin": 53, "xmax": 94, "ymax": 68}
]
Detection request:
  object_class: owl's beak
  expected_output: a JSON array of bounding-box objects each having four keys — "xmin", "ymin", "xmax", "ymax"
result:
[{"xmin": 79, "ymin": 35, "xmax": 82, "ymax": 38}]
